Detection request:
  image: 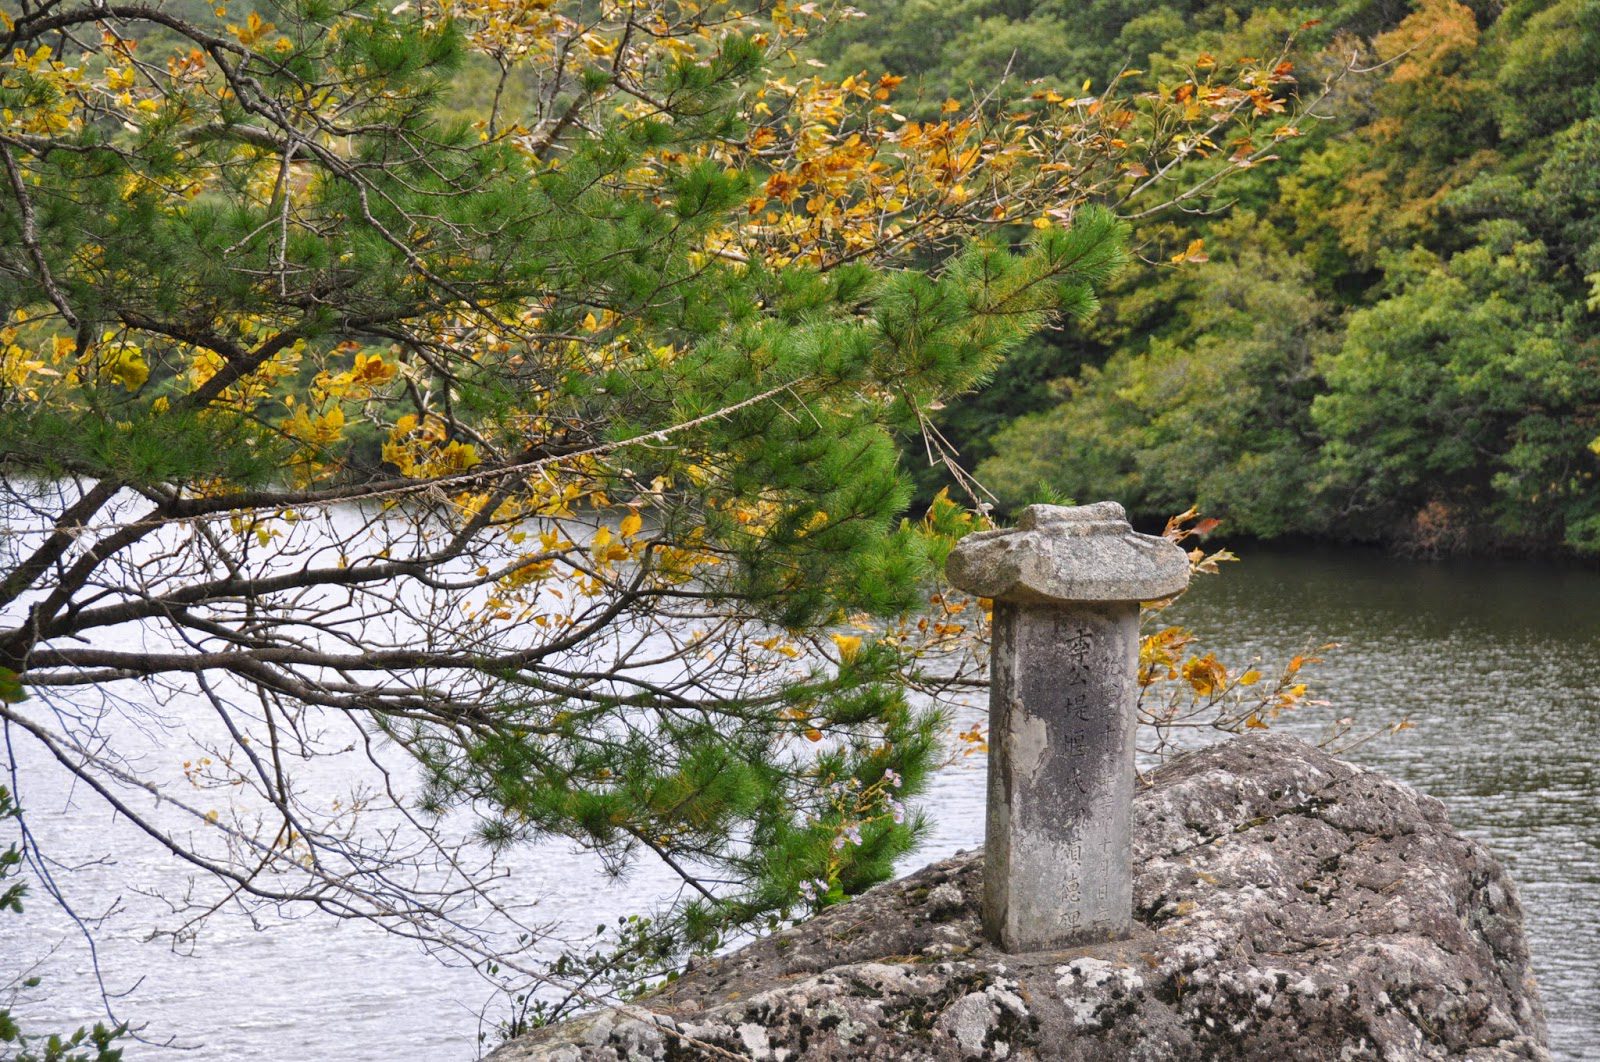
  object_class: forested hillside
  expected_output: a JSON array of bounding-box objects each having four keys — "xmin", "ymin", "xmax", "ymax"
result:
[{"xmin": 819, "ymin": 0, "xmax": 1600, "ymax": 555}]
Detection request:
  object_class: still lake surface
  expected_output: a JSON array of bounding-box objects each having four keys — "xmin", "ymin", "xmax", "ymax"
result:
[{"xmin": 3, "ymin": 543, "xmax": 1597, "ymax": 1059}]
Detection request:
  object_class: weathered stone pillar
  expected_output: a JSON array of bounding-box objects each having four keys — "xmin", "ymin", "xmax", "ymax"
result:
[{"xmin": 946, "ymin": 502, "xmax": 1190, "ymax": 952}]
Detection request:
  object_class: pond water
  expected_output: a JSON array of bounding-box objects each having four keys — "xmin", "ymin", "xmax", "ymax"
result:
[
  {"xmin": 3, "ymin": 543, "xmax": 1596, "ymax": 1059},
  {"xmin": 1155, "ymin": 544, "xmax": 1600, "ymax": 1061}
]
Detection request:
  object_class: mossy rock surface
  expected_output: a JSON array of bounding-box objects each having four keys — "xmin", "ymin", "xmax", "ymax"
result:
[{"xmin": 491, "ymin": 734, "xmax": 1549, "ymax": 1061}]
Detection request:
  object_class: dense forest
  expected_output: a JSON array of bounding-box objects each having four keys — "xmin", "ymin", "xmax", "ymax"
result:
[{"xmin": 815, "ymin": 0, "xmax": 1600, "ymax": 556}]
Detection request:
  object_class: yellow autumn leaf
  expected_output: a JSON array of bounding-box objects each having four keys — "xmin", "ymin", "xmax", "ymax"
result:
[
  {"xmin": 103, "ymin": 343, "xmax": 149, "ymax": 391},
  {"xmin": 232, "ymin": 10, "xmax": 274, "ymax": 46},
  {"xmin": 830, "ymin": 632, "xmax": 862, "ymax": 661},
  {"xmin": 1182, "ymin": 654, "xmax": 1226, "ymax": 696},
  {"xmin": 1170, "ymin": 238, "xmax": 1208, "ymax": 265},
  {"xmin": 620, "ymin": 510, "xmax": 643, "ymax": 538}
]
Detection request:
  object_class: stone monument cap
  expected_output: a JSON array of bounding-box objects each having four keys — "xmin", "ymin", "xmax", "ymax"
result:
[{"xmin": 945, "ymin": 501, "xmax": 1191, "ymax": 605}]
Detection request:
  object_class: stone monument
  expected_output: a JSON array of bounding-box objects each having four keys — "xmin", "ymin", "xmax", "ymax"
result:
[{"xmin": 944, "ymin": 501, "xmax": 1189, "ymax": 952}]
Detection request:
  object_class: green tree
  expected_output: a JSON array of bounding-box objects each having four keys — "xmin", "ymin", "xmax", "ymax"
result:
[
  {"xmin": 1313, "ymin": 240, "xmax": 1600, "ymax": 550},
  {"xmin": 943, "ymin": 0, "xmax": 1600, "ymax": 556},
  {"xmin": 980, "ymin": 215, "xmax": 1333, "ymax": 534},
  {"xmin": 0, "ymin": 0, "xmax": 1290, "ymax": 1029}
]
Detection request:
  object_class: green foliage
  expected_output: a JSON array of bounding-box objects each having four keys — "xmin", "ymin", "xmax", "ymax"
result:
[
  {"xmin": 1492, "ymin": 0, "xmax": 1600, "ymax": 141},
  {"xmin": 1, "ymin": 0, "xmax": 1151, "ymax": 1004},
  {"xmin": 1314, "ymin": 240, "xmax": 1600, "ymax": 549},
  {"xmin": 0, "ymin": 405, "xmax": 289, "ymax": 486},
  {"xmin": 940, "ymin": 0, "xmax": 1600, "ymax": 554},
  {"xmin": 809, "ymin": 0, "xmax": 1373, "ymax": 109},
  {"xmin": 981, "ymin": 217, "xmax": 1332, "ymax": 537}
]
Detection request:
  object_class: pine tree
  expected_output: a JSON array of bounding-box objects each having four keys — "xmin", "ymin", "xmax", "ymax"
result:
[{"xmin": 0, "ymin": 0, "xmax": 1293, "ymax": 1018}]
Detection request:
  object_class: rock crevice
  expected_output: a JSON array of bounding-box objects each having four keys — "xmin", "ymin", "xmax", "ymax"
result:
[{"xmin": 491, "ymin": 734, "xmax": 1548, "ymax": 1061}]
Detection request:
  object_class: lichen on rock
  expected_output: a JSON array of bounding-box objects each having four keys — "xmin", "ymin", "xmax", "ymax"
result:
[{"xmin": 489, "ymin": 734, "xmax": 1549, "ymax": 1061}]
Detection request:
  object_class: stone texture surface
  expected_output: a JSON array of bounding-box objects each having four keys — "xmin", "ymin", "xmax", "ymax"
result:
[
  {"xmin": 983, "ymin": 600, "xmax": 1139, "ymax": 952},
  {"xmin": 490, "ymin": 734, "xmax": 1548, "ymax": 1061},
  {"xmin": 945, "ymin": 502, "xmax": 1190, "ymax": 605}
]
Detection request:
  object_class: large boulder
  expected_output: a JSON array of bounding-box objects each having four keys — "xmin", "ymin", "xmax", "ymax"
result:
[{"xmin": 491, "ymin": 734, "xmax": 1548, "ymax": 1060}]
